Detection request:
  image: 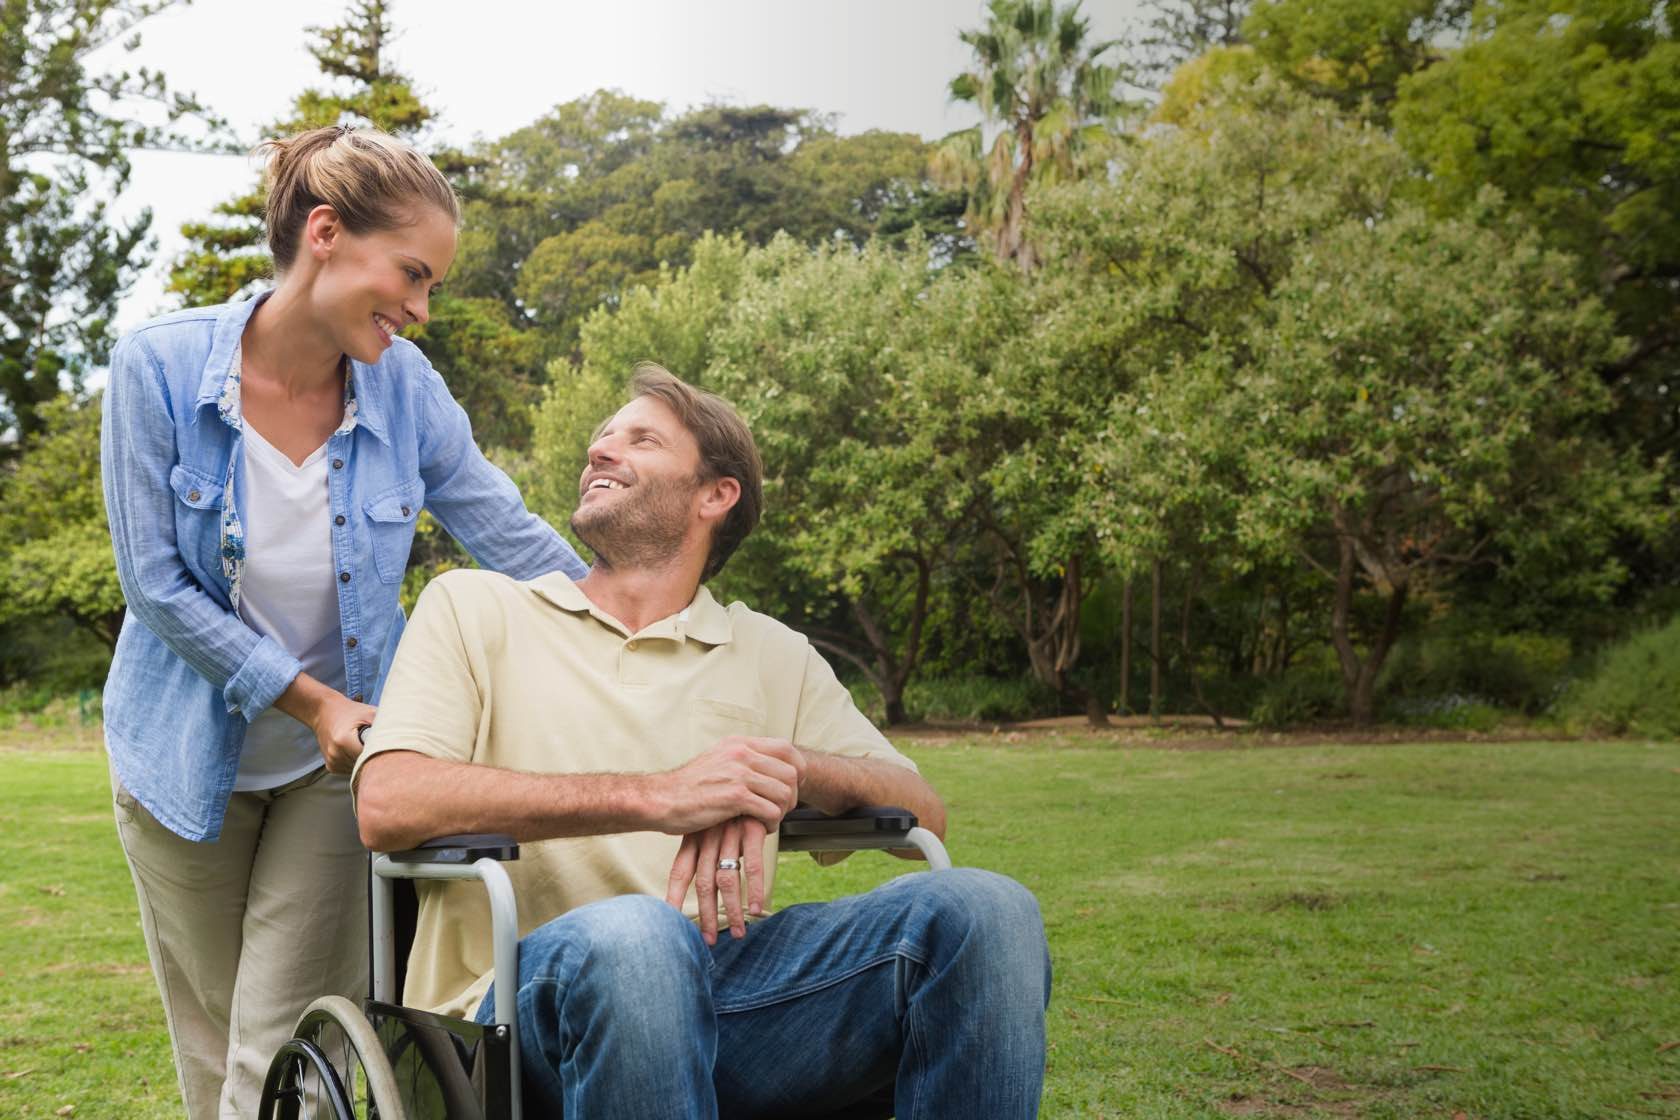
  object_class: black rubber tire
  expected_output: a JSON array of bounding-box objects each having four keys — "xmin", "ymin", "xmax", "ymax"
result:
[{"xmin": 257, "ymin": 995, "xmax": 408, "ymax": 1120}]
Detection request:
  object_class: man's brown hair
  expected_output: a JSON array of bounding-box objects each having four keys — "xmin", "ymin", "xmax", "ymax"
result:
[{"xmin": 629, "ymin": 363, "xmax": 763, "ymax": 581}]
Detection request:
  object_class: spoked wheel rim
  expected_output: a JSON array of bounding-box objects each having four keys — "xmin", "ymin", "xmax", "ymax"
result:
[{"xmin": 258, "ymin": 995, "xmax": 408, "ymax": 1120}]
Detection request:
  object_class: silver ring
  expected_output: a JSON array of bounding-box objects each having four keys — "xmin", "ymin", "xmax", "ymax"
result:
[{"xmin": 717, "ymin": 858, "xmax": 741, "ymax": 872}]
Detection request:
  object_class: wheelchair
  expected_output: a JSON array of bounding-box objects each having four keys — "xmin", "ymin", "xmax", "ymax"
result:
[{"xmin": 256, "ymin": 807, "xmax": 952, "ymax": 1120}]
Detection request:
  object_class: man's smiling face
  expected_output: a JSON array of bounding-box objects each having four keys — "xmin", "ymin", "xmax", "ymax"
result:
[{"xmin": 570, "ymin": 395, "xmax": 706, "ymax": 570}]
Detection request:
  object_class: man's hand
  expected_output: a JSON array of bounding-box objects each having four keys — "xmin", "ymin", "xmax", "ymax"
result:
[
  {"xmin": 651, "ymin": 736, "xmax": 806, "ymax": 835},
  {"xmin": 665, "ymin": 816, "xmax": 770, "ymax": 945}
]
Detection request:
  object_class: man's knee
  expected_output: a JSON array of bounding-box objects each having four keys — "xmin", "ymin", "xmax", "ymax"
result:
[
  {"xmin": 897, "ymin": 868, "xmax": 1051, "ymax": 1002},
  {"xmin": 536, "ymin": 893, "xmax": 706, "ymax": 991}
]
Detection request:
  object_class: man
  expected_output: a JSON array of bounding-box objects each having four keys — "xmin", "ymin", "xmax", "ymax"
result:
[{"xmin": 354, "ymin": 365, "xmax": 1051, "ymax": 1119}]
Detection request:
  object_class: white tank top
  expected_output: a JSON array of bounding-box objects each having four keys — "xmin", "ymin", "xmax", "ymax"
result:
[{"xmin": 232, "ymin": 416, "xmax": 346, "ymax": 791}]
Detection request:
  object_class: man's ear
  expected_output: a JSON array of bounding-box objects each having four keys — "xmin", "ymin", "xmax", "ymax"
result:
[
  {"xmin": 304, "ymin": 204, "xmax": 343, "ymax": 263},
  {"xmin": 696, "ymin": 475, "xmax": 741, "ymax": 527}
]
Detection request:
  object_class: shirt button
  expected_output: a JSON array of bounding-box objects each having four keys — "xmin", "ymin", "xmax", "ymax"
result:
[
  {"xmin": 334, "ymin": 515, "xmax": 346, "ymax": 526},
  {"xmin": 352, "ymin": 693, "xmax": 364, "ymax": 703},
  {"xmin": 187, "ymin": 489, "xmax": 201, "ymax": 502},
  {"xmin": 346, "ymin": 636, "xmax": 358, "ymax": 649},
  {"xmin": 339, "ymin": 571, "xmax": 351, "ymax": 583},
  {"xmin": 401, "ymin": 505, "xmax": 411, "ymax": 516},
  {"xmin": 626, "ymin": 639, "xmax": 639, "ymax": 651},
  {"xmin": 332, "ymin": 458, "xmax": 344, "ymax": 469}
]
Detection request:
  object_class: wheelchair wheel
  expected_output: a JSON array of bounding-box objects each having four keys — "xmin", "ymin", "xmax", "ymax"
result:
[{"xmin": 258, "ymin": 995, "xmax": 408, "ymax": 1120}]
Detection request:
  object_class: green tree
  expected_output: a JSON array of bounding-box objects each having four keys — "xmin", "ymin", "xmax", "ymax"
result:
[
  {"xmin": 527, "ymin": 233, "xmax": 759, "ymax": 552},
  {"xmin": 0, "ymin": 394, "xmax": 124, "ymax": 646},
  {"xmin": 1057, "ymin": 88, "xmax": 1662, "ymax": 721},
  {"xmin": 1243, "ymin": 0, "xmax": 1470, "ymax": 114},
  {"xmin": 936, "ymin": 0, "xmax": 1130, "ymax": 270},
  {"xmin": 1, "ymin": 0, "xmax": 206, "ymax": 449},
  {"xmin": 498, "ymin": 99, "xmax": 941, "ymax": 354},
  {"xmin": 705, "ymin": 237, "xmax": 966, "ymax": 725},
  {"xmin": 1392, "ymin": 0, "xmax": 1680, "ymax": 469}
]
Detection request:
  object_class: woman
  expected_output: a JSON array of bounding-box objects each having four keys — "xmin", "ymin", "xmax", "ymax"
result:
[{"xmin": 100, "ymin": 125, "xmax": 585, "ymax": 1119}]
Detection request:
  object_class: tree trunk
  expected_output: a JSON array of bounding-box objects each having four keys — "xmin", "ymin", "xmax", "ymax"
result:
[
  {"xmin": 1119, "ymin": 577, "xmax": 1133, "ymax": 715},
  {"xmin": 1328, "ymin": 537, "xmax": 1409, "ymax": 724},
  {"xmin": 1149, "ymin": 557, "xmax": 1163, "ymax": 722},
  {"xmin": 1177, "ymin": 564, "xmax": 1224, "ymax": 730},
  {"xmin": 883, "ymin": 693, "xmax": 910, "ymax": 727}
]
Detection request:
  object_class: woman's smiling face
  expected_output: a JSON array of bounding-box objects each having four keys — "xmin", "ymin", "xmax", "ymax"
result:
[{"xmin": 311, "ymin": 204, "xmax": 457, "ymax": 363}]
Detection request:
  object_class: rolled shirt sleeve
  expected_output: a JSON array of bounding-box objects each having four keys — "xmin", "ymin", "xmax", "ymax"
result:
[{"xmin": 101, "ymin": 332, "xmax": 302, "ymax": 720}]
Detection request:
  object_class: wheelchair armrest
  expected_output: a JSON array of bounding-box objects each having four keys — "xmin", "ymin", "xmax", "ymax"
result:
[
  {"xmin": 779, "ymin": 805, "xmax": 917, "ymax": 840},
  {"xmin": 778, "ymin": 806, "xmax": 952, "ymax": 869},
  {"xmin": 386, "ymin": 834, "xmax": 520, "ymax": 864}
]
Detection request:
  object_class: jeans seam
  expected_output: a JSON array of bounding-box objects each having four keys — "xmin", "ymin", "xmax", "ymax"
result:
[
  {"xmin": 900, "ymin": 955, "xmax": 927, "ymax": 1120},
  {"xmin": 713, "ymin": 940, "xmax": 929, "ymax": 1015}
]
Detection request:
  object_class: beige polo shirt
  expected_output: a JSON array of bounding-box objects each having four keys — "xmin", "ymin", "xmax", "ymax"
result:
[{"xmin": 352, "ymin": 568, "xmax": 916, "ymax": 1018}]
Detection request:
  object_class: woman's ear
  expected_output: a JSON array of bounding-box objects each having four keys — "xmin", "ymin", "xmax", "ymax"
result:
[{"xmin": 304, "ymin": 204, "xmax": 343, "ymax": 263}]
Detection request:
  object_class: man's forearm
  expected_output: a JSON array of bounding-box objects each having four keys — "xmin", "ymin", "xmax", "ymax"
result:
[
  {"xmin": 799, "ymin": 751, "xmax": 947, "ymax": 840},
  {"xmin": 356, "ymin": 749, "xmax": 662, "ymax": 852}
]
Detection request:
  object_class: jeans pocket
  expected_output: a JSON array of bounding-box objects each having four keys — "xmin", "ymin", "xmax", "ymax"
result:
[{"xmin": 112, "ymin": 776, "xmax": 139, "ymax": 826}]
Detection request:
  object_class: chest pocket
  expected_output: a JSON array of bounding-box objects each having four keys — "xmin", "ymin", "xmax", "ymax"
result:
[
  {"xmin": 363, "ymin": 478, "xmax": 423, "ymax": 584},
  {"xmin": 688, "ymin": 697, "xmax": 768, "ymax": 757},
  {"xmin": 169, "ymin": 463, "xmax": 225, "ymax": 584}
]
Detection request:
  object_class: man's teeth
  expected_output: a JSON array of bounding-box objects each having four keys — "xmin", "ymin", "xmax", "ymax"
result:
[{"xmin": 589, "ymin": 478, "xmax": 625, "ymax": 491}]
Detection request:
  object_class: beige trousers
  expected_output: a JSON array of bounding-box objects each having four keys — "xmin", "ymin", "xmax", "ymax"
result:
[{"xmin": 113, "ymin": 764, "xmax": 368, "ymax": 1120}]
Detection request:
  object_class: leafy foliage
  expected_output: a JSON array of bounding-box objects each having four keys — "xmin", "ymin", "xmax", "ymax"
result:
[
  {"xmin": 1555, "ymin": 613, "xmax": 1680, "ymax": 738},
  {"xmin": 0, "ymin": 395, "xmax": 123, "ymax": 646},
  {"xmin": 0, "ymin": 0, "xmax": 211, "ymax": 448},
  {"xmin": 1393, "ymin": 0, "xmax": 1680, "ymax": 471}
]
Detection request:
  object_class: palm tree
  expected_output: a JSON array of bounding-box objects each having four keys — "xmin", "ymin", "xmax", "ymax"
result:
[{"xmin": 935, "ymin": 0, "xmax": 1129, "ymax": 270}]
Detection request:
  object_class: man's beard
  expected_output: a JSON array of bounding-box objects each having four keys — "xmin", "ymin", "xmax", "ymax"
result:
[{"xmin": 570, "ymin": 472, "xmax": 697, "ymax": 571}]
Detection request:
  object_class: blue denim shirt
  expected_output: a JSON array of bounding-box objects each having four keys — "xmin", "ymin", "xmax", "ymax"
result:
[{"xmin": 101, "ymin": 293, "xmax": 587, "ymax": 841}]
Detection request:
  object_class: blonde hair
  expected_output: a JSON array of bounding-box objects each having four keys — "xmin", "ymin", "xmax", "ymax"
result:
[{"xmin": 258, "ymin": 125, "xmax": 460, "ymax": 272}]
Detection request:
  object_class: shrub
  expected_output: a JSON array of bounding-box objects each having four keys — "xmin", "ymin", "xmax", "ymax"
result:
[
  {"xmin": 843, "ymin": 674, "xmax": 1058, "ymax": 726},
  {"xmin": 1379, "ymin": 630, "xmax": 1571, "ymax": 714},
  {"xmin": 1386, "ymin": 694, "xmax": 1509, "ymax": 732},
  {"xmin": 1554, "ymin": 616, "xmax": 1680, "ymax": 739},
  {"xmin": 1250, "ymin": 657, "xmax": 1345, "ymax": 726}
]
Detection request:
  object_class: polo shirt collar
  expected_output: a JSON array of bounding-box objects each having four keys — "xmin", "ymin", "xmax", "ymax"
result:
[{"xmin": 529, "ymin": 572, "xmax": 735, "ymax": 646}]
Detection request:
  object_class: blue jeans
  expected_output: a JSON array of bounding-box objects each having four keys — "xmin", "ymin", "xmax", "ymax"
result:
[{"xmin": 474, "ymin": 868, "xmax": 1052, "ymax": 1119}]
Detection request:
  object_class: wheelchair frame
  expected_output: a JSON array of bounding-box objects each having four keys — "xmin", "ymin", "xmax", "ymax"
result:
[{"xmin": 259, "ymin": 808, "xmax": 951, "ymax": 1120}]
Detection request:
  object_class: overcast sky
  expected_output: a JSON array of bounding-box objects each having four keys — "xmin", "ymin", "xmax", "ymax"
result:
[{"xmin": 94, "ymin": 0, "xmax": 1140, "ymax": 333}]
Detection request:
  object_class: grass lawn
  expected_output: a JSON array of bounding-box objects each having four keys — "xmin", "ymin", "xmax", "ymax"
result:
[{"xmin": 2, "ymin": 728, "xmax": 1677, "ymax": 1118}]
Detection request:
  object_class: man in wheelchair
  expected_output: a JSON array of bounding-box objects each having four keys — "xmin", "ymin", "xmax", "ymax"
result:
[{"xmin": 351, "ymin": 366, "xmax": 1051, "ymax": 1119}]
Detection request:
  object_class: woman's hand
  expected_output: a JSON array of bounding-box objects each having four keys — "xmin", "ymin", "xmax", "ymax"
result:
[
  {"xmin": 310, "ymin": 692, "xmax": 377, "ymax": 774},
  {"xmin": 274, "ymin": 673, "xmax": 376, "ymax": 774}
]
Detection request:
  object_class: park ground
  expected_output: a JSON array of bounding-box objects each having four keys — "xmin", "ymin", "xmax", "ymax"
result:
[{"xmin": 1, "ymin": 723, "xmax": 1676, "ymax": 1119}]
